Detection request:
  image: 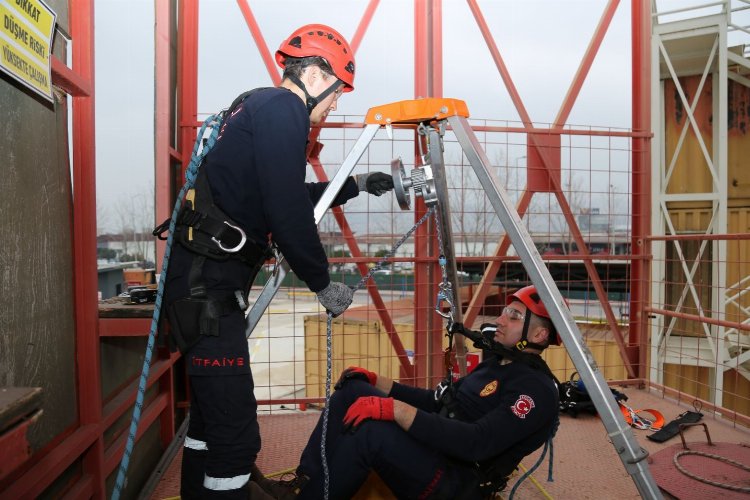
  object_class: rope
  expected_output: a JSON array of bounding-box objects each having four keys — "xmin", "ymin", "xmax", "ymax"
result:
[
  {"xmin": 320, "ymin": 207, "xmax": 435, "ymax": 499},
  {"xmin": 515, "ymin": 463, "xmax": 554, "ymax": 500},
  {"xmin": 673, "ymin": 450, "xmax": 750, "ymax": 493},
  {"xmin": 112, "ymin": 113, "xmax": 224, "ymax": 499}
]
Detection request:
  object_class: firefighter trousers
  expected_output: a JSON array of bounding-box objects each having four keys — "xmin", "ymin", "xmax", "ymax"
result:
[{"xmin": 297, "ymin": 380, "xmax": 480, "ymax": 499}]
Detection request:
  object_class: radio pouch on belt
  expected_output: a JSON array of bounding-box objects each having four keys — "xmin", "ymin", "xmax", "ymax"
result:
[{"xmin": 167, "ymin": 298, "xmax": 221, "ymax": 354}]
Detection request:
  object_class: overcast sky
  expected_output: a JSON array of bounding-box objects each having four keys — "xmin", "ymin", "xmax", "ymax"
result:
[{"xmin": 93, "ymin": 0, "xmax": 741, "ymax": 233}]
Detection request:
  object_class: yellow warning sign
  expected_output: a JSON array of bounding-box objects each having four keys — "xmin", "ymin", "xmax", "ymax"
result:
[{"xmin": 0, "ymin": 0, "xmax": 56, "ymax": 102}]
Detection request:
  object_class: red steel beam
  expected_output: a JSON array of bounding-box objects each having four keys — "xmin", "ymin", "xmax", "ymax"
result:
[
  {"xmin": 158, "ymin": 346, "xmax": 177, "ymax": 447},
  {"xmin": 178, "ymin": 0, "xmax": 199, "ymax": 178},
  {"xmin": 102, "ymin": 355, "xmax": 179, "ymax": 430},
  {"xmin": 51, "ymin": 56, "xmax": 91, "ymax": 97},
  {"xmin": 236, "ymin": 0, "xmax": 281, "ymax": 85},
  {"xmin": 413, "ymin": 0, "xmax": 444, "ymax": 387},
  {"xmin": 1, "ymin": 425, "xmax": 99, "ymax": 498},
  {"xmin": 350, "ymin": 0, "xmax": 380, "ymax": 54},
  {"xmin": 68, "ymin": 0, "xmax": 106, "ymax": 497},
  {"xmin": 553, "ymin": 0, "xmax": 620, "ymax": 128},
  {"xmin": 0, "ymin": 411, "xmax": 41, "ymax": 482},
  {"xmin": 60, "ymin": 474, "xmax": 95, "ymax": 499},
  {"xmin": 103, "ymin": 394, "xmax": 168, "ymax": 475},
  {"xmin": 630, "ymin": 0, "xmax": 652, "ymax": 379},
  {"xmin": 155, "ymin": 0, "xmax": 172, "ymax": 272},
  {"xmin": 466, "ymin": 0, "xmax": 532, "ymax": 126},
  {"xmin": 645, "ymin": 307, "xmax": 750, "ymax": 333},
  {"xmin": 99, "ymin": 317, "xmax": 152, "ymax": 336},
  {"xmin": 463, "ymin": 0, "xmax": 635, "ymax": 377}
]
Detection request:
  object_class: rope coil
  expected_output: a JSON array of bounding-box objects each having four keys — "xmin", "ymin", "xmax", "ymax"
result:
[{"xmin": 673, "ymin": 450, "xmax": 750, "ymax": 493}]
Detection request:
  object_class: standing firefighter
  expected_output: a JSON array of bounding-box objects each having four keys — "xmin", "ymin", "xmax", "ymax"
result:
[
  {"xmin": 261, "ymin": 285, "xmax": 561, "ymax": 499},
  {"xmin": 162, "ymin": 24, "xmax": 394, "ymax": 499}
]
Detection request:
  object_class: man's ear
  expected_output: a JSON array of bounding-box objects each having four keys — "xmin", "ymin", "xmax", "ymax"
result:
[
  {"xmin": 532, "ymin": 325, "xmax": 550, "ymax": 345},
  {"xmin": 300, "ymin": 65, "xmax": 321, "ymax": 86}
]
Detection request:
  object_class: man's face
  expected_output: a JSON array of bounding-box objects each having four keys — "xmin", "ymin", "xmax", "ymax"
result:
[
  {"xmin": 493, "ymin": 300, "xmax": 528, "ymax": 349},
  {"xmin": 309, "ymin": 76, "xmax": 344, "ymax": 125}
]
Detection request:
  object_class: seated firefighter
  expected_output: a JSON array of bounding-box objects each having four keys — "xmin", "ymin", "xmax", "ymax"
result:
[{"xmin": 260, "ymin": 285, "xmax": 562, "ymax": 499}]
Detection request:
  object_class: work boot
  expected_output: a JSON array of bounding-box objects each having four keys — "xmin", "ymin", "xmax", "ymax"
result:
[
  {"xmin": 257, "ymin": 468, "xmax": 310, "ymax": 499},
  {"xmin": 247, "ymin": 480, "xmax": 275, "ymax": 499},
  {"xmin": 249, "ymin": 464, "xmax": 285, "ymax": 495}
]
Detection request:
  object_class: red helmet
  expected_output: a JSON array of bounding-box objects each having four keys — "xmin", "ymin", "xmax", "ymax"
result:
[
  {"xmin": 276, "ymin": 24, "xmax": 355, "ymax": 92},
  {"xmin": 507, "ymin": 285, "xmax": 564, "ymax": 346}
]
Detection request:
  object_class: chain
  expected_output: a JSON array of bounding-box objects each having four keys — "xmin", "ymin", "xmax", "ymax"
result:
[
  {"xmin": 431, "ymin": 209, "xmax": 459, "ymax": 383},
  {"xmin": 320, "ymin": 206, "xmax": 435, "ymax": 499},
  {"xmin": 432, "ymin": 209, "xmax": 455, "ymax": 326}
]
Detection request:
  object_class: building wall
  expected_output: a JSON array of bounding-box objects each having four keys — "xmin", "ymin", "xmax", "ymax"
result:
[{"xmin": 0, "ymin": 0, "xmax": 77, "ymax": 450}]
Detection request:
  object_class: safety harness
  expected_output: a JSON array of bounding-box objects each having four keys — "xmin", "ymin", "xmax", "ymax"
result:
[
  {"xmin": 444, "ymin": 322, "xmax": 561, "ymax": 499},
  {"xmin": 153, "ymin": 89, "xmax": 273, "ymax": 352}
]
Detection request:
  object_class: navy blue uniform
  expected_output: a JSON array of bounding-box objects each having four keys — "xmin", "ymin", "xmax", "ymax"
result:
[
  {"xmin": 295, "ymin": 356, "xmax": 559, "ymax": 499},
  {"xmin": 167, "ymin": 87, "xmax": 359, "ymax": 499}
]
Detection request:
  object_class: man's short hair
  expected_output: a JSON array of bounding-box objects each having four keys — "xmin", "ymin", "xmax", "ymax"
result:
[
  {"xmin": 529, "ymin": 313, "xmax": 555, "ymax": 349},
  {"xmin": 282, "ymin": 56, "xmax": 334, "ymax": 82}
]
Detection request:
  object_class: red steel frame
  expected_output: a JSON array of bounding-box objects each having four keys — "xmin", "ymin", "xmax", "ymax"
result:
[
  {"xmin": 1, "ymin": 0, "xmax": 180, "ymax": 497},
  {"xmin": 171, "ymin": 0, "xmax": 652, "ymax": 389},
  {"xmin": 0, "ymin": 1, "xmax": 652, "ymax": 497}
]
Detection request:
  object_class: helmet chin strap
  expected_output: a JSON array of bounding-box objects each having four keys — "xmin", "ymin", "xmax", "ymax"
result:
[
  {"xmin": 287, "ymin": 74, "xmax": 342, "ymax": 115},
  {"xmin": 515, "ymin": 312, "xmax": 547, "ymax": 351}
]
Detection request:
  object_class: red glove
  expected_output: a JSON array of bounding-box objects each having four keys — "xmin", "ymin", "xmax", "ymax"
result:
[
  {"xmin": 343, "ymin": 396, "xmax": 394, "ymax": 432},
  {"xmin": 334, "ymin": 366, "xmax": 377, "ymax": 390}
]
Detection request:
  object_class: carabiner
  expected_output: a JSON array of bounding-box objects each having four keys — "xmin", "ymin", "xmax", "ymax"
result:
[
  {"xmin": 211, "ymin": 221, "xmax": 247, "ymax": 253},
  {"xmin": 435, "ymin": 288, "xmax": 454, "ymax": 321}
]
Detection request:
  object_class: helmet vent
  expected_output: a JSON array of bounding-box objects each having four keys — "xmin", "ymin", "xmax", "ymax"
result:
[
  {"xmin": 530, "ymin": 292, "xmax": 541, "ymax": 303},
  {"xmin": 289, "ymin": 36, "xmax": 302, "ymax": 48},
  {"xmin": 345, "ymin": 61, "xmax": 355, "ymax": 74}
]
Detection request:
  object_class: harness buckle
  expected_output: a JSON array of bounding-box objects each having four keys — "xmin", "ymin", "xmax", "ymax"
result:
[{"xmin": 211, "ymin": 221, "xmax": 247, "ymax": 253}]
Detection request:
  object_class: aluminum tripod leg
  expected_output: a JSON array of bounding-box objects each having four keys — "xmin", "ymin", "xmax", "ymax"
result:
[
  {"xmin": 447, "ymin": 115, "xmax": 662, "ymax": 500},
  {"xmin": 424, "ymin": 126, "xmax": 468, "ymax": 376},
  {"xmin": 245, "ymin": 124, "xmax": 381, "ymax": 338}
]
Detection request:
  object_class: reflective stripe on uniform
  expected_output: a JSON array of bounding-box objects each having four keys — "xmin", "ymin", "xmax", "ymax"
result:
[
  {"xmin": 204, "ymin": 472, "xmax": 251, "ymax": 490},
  {"xmin": 184, "ymin": 436, "xmax": 208, "ymax": 451}
]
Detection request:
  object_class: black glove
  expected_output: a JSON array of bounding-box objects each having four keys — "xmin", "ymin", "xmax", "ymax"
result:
[
  {"xmin": 316, "ymin": 281, "xmax": 354, "ymax": 317},
  {"xmin": 355, "ymin": 172, "xmax": 394, "ymax": 196}
]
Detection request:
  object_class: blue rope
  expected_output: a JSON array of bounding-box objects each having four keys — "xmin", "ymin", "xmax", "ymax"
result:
[
  {"xmin": 112, "ymin": 112, "xmax": 223, "ymax": 499},
  {"xmin": 508, "ymin": 414, "xmax": 559, "ymax": 499}
]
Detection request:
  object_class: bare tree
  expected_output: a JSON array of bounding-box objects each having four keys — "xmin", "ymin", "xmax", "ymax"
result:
[
  {"xmin": 111, "ymin": 183, "xmax": 155, "ymax": 265},
  {"xmin": 97, "ymin": 197, "xmax": 111, "ymax": 236},
  {"xmin": 445, "ymin": 149, "xmax": 507, "ymax": 257},
  {"xmin": 527, "ymin": 172, "xmax": 588, "ymax": 255}
]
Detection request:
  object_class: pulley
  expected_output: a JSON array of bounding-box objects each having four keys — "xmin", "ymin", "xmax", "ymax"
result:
[{"xmin": 390, "ymin": 157, "xmax": 438, "ymax": 210}]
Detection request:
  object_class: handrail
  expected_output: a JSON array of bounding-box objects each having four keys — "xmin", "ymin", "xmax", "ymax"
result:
[{"xmin": 651, "ymin": 1, "xmax": 725, "ymax": 20}]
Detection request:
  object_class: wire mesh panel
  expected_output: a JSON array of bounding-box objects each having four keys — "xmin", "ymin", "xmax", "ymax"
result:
[{"xmin": 247, "ymin": 116, "xmax": 649, "ymax": 413}]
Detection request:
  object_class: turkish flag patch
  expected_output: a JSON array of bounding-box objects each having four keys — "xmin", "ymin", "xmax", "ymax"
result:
[{"xmin": 511, "ymin": 395, "xmax": 535, "ymax": 418}]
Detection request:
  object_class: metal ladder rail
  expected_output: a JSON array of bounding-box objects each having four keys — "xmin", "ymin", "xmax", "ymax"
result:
[
  {"xmin": 447, "ymin": 114, "xmax": 662, "ymax": 499},
  {"xmin": 244, "ymin": 124, "xmax": 380, "ymax": 337}
]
